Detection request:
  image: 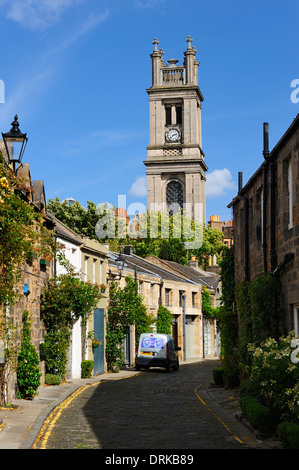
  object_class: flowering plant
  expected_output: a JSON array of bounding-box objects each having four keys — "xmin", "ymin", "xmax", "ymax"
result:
[
  {"xmin": 92, "ymin": 337, "xmax": 102, "ymax": 348},
  {"xmin": 247, "ymin": 332, "xmax": 299, "ymax": 422}
]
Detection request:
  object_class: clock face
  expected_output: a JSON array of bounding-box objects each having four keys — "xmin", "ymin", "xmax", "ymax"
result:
[{"xmin": 167, "ymin": 128, "xmax": 180, "ymax": 142}]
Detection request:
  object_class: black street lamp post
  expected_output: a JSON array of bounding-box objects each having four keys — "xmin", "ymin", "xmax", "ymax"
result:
[{"xmin": 2, "ymin": 115, "xmax": 28, "ymax": 175}]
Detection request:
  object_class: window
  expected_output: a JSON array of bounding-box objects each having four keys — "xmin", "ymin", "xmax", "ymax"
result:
[
  {"xmin": 150, "ymin": 284, "xmax": 154, "ymax": 306},
  {"xmin": 93, "ymin": 259, "xmax": 96, "ymax": 284},
  {"xmin": 138, "ymin": 281, "xmax": 143, "ymax": 296},
  {"xmin": 179, "ymin": 290, "xmax": 185, "ymax": 307},
  {"xmin": 165, "ymin": 288, "xmax": 172, "ymax": 306},
  {"xmin": 192, "ymin": 292, "xmax": 198, "ymax": 308},
  {"xmin": 84, "ymin": 256, "xmax": 89, "ymax": 282},
  {"xmin": 99, "ymin": 260, "xmax": 103, "ymax": 284},
  {"xmin": 166, "ymin": 181, "xmax": 183, "ymax": 213}
]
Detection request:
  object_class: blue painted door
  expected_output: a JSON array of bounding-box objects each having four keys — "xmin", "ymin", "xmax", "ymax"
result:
[{"xmin": 93, "ymin": 308, "xmax": 105, "ymax": 375}]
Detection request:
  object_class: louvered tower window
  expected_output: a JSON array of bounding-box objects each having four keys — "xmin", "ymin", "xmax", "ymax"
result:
[{"xmin": 166, "ymin": 181, "xmax": 183, "ymax": 213}]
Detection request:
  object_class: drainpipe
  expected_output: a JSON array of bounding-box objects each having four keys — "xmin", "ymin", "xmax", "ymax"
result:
[
  {"xmin": 263, "ymin": 123, "xmax": 277, "ymax": 272},
  {"xmin": 262, "ymin": 161, "xmax": 268, "ymax": 272},
  {"xmin": 182, "ymin": 295, "xmax": 186, "ymax": 361},
  {"xmin": 238, "ymin": 172, "xmax": 249, "ymax": 281}
]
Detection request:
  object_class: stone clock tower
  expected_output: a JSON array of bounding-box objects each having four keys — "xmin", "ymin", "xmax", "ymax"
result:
[{"xmin": 144, "ymin": 37, "xmax": 207, "ymax": 222}]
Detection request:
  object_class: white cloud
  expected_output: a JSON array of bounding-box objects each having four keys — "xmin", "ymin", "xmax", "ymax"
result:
[
  {"xmin": 0, "ymin": 0, "xmax": 86, "ymax": 29},
  {"xmin": 206, "ymin": 168, "xmax": 236, "ymax": 198},
  {"xmin": 46, "ymin": 10, "xmax": 109, "ymax": 56},
  {"xmin": 129, "ymin": 176, "xmax": 147, "ymax": 197}
]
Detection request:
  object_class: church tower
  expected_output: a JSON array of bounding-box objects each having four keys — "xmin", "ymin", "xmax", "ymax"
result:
[{"xmin": 144, "ymin": 37, "xmax": 207, "ymax": 222}]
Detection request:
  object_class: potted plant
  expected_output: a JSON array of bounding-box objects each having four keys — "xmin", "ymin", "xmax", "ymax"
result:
[{"xmin": 92, "ymin": 337, "xmax": 102, "ymax": 349}]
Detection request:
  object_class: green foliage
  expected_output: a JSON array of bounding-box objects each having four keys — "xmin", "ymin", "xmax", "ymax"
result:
[
  {"xmin": 17, "ymin": 311, "xmax": 41, "ymax": 399},
  {"xmin": 277, "ymin": 422, "xmax": 299, "ymax": 449},
  {"xmin": 219, "ymin": 246, "xmax": 235, "ymax": 312},
  {"xmin": 43, "ymin": 328, "xmax": 71, "ymax": 379},
  {"xmin": 81, "ymin": 360, "xmax": 94, "ymax": 378},
  {"xmin": 41, "ymin": 270, "xmax": 101, "ymax": 379},
  {"xmin": 201, "ymin": 287, "xmax": 221, "ymax": 320},
  {"xmin": 218, "ymin": 310, "xmax": 240, "ymax": 387},
  {"xmin": 106, "ymin": 276, "xmax": 151, "ymax": 372},
  {"xmin": 47, "ymin": 198, "xmax": 100, "ymax": 239},
  {"xmin": 45, "ymin": 374, "xmax": 62, "ymax": 385},
  {"xmin": 240, "ymin": 395, "xmax": 277, "ymax": 434},
  {"xmin": 249, "ymin": 272, "xmax": 280, "ymax": 343},
  {"xmin": 193, "ymin": 224, "xmax": 225, "ymax": 268},
  {"xmin": 216, "ymin": 246, "xmax": 240, "ymax": 386},
  {"xmin": 213, "ymin": 367, "xmax": 224, "ymax": 386},
  {"xmin": 201, "ymin": 288, "xmax": 213, "ymax": 317},
  {"xmin": 0, "ymin": 164, "xmax": 52, "ymax": 403},
  {"xmin": 239, "ymin": 379, "xmax": 259, "ymax": 398},
  {"xmin": 156, "ymin": 305, "xmax": 172, "ymax": 335},
  {"xmin": 135, "ymin": 303, "xmax": 153, "ymax": 341},
  {"xmin": 0, "ymin": 164, "xmax": 54, "ymax": 307},
  {"xmin": 236, "ymin": 272, "xmax": 282, "ymax": 371},
  {"xmin": 47, "ymin": 198, "xmax": 227, "ymax": 268},
  {"xmin": 245, "ymin": 333, "xmax": 299, "ymax": 423}
]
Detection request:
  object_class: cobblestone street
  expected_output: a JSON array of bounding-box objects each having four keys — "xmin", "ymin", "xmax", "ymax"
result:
[{"xmin": 33, "ymin": 361, "xmax": 269, "ymax": 450}]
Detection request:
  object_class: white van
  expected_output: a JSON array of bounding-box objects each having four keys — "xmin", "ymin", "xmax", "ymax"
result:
[{"xmin": 135, "ymin": 333, "xmax": 180, "ymax": 372}]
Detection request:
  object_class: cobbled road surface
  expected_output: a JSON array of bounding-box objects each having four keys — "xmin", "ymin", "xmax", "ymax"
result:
[{"xmin": 35, "ymin": 361, "xmax": 264, "ymax": 450}]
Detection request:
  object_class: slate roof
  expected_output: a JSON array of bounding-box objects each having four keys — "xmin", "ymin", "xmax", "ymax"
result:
[
  {"xmin": 109, "ymin": 252, "xmax": 198, "ymax": 284},
  {"xmin": 109, "ymin": 251, "xmax": 220, "ymax": 289}
]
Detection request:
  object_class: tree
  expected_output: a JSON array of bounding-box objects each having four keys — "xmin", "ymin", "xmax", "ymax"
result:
[
  {"xmin": 17, "ymin": 311, "xmax": 41, "ymax": 399},
  {"xmin": 193, "ymin": 225, "xmax": 225, "ymax": 268},
  {"xmin": 48, "ymin": 198, "xmax": 227, "ymax": 266},
  {"xmin": 106, "ymin": 276, "xmax": 152, "ymax": 372}
]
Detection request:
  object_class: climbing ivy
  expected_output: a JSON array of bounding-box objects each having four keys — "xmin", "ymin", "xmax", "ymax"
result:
[
  {"xmin": 41, "ymin": 270, "xmax": 102, "ymax": 380},
  {"xmin": 156, "ymin": 305, "xmax": 172, "ymax": 335},
  {"xmin": 105, "ymin": 276, "xmax": 152, "ymax": 372}
]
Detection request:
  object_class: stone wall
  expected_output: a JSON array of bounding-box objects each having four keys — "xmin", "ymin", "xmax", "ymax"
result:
[{"xmin": 230, "ymin": 116, "xmax": 299, "ymax": 334}]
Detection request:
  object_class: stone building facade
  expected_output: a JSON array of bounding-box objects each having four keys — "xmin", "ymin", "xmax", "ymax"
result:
[
  {"xmin": 145, "ymin": 37, "xmax": 207, "ymax": 222},
  {"xmin": 108, "ymin": 247, "xmax": 220, "ymax": 365},
  {"xmin": 228, "ymin": 114, "xmax": 299, "ymax": 335},
  {"xmin": 1, "ymin": 163, "xmax": 54, "ymax": 402}
]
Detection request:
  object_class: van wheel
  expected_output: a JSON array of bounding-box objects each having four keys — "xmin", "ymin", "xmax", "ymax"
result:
[
  {"xmin": 135, "ymin": 364, "xmax": 141, "ymax": 371},
  {"xmin": 165, "ymin": 364, "xmax": 171, "ymax": 372},
  {"xmin": 173, "ymin": 362, "xmax": 179, "ymax": 371}
]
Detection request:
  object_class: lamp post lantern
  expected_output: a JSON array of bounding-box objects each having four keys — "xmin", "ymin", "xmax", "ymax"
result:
[
  {"xmin": 2, "ymin": 115, "xmax": 28, "ymax": 175},
  {"xmin": 115, "ymin": 252, "xmax": 125, "ymax": 279}
]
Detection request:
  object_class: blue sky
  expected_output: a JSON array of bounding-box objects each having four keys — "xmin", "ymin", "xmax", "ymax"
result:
[{"xmin": 0, "ymin": 0, "xmax": 298, "ymax": 223}]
